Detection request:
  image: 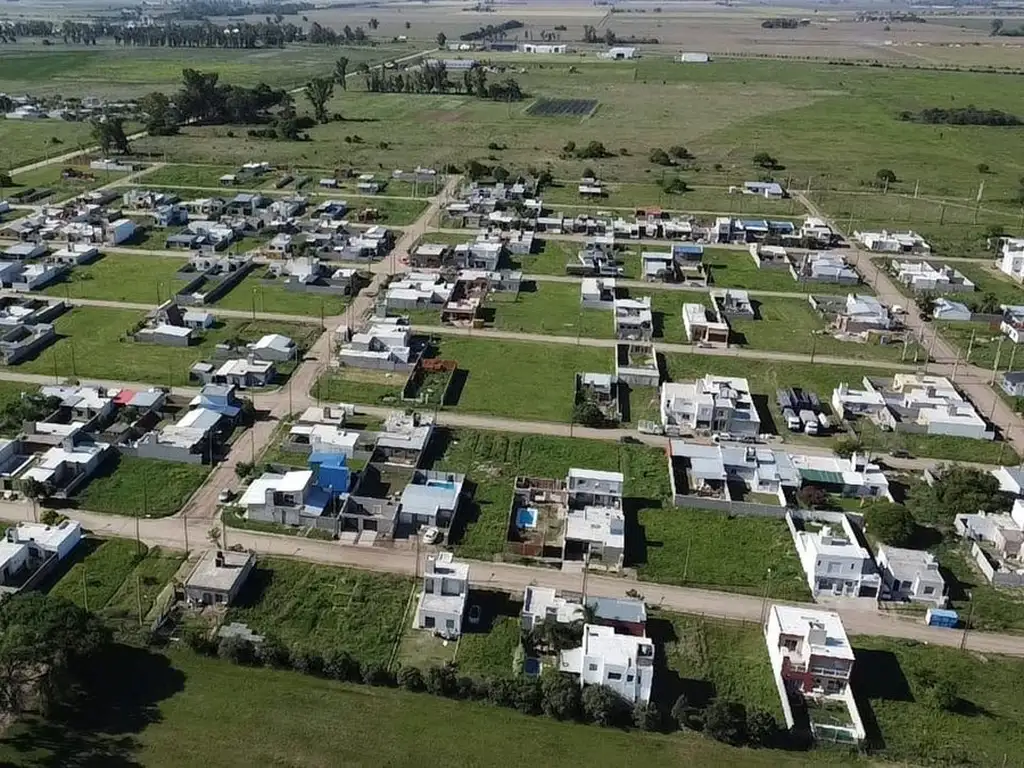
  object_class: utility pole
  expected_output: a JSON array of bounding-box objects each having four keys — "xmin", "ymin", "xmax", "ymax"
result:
[
  {"xmin": 960, "ymin": 593, "xmax": 975, "ymax": 652},
  {"xmin": 759, "ymin": 568, "xmax": 773, "ymax": 625},
  {"xmin": 138, "ymin": 473, "xmax": 146, "ymax": 555},
  {"xmin": 992, "ymin": 336, "xmax": 1005, "ymax": 384},
  {"xmin": 136, "ymin": 573, "xmax": 144, "ymax": 626},
  {"xmin": 682, "ymin": 538, "xmax": 692, "ymax": 583},
  {"xmin": 82, "ymin": 565, "xmax": 89, "ymax": 612}
]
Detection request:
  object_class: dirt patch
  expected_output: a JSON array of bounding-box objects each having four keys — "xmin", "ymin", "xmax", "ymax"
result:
[{"xmin": 423, "ymin": 110, "xmax": 463, "ymax": 124}]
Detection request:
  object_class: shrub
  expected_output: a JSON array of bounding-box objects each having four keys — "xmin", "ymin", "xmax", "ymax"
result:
[
  {"xmin": 746, "ymin": 708, "xmax": 779, "ymax": 748},
  {"xmin": 217, "ymin": 635, "xmax": 254, "ymax": 665},
  {"xmin": 875, "ymin": 168, "xmax": 898, "ymax": 184},
  {"xmin": 290, "ymin": 648, "xmax": 324, "ymax": 676},
  {"xmin": 863, "ymin": 502, "xmax": 917, "ymax": 547},
  {"xmin": 703, "ymin": 699, "xmax": 748, "ymax": 745},
  {"xmin": 486, "ymin": 676, "xmax": 517, "ymax": 708},
  {"xmin": 633, "ymin": 701, "xmax": 662, "ymax": 731},
  {"xmin": 649, "ymin": 147, "xmax": 672, "ymax": 166},
  {"xmin": 541, "ymin": 673, "xmax": 582, "ymax": 720},
  {"xmin": 796, "ymin": 485, "xmax": 829, "ymax": 510},
  {"xmin": 362, "ymin": 662, "xmax": 393, "ymax": 687},
  {"xmin": 513, "ymin": 678, "xmax": 542, "ymax": 715},
  {"xmin": 581, "ymin": 685, "xmax": 628, "ymax": 727},
  {"xmin": 425, "ymin": 663, "xmax": 458, "ymax": 696},
  {"xmin": 182, "ymin": 624, "xmax": 216, "ymax": 656},
  {"xmin": 671, "ymin": 692, "xmax": 703, "ymax": 730},
  {"xmin": 398, "ymin": 665, "xmax": 425, "ymax": 692},
  {"xmin": 323, "ymin": 649, "xmax": 361, "ymax": 682},
  {"xmin": 254, "ymin": 634, "xmax": 289, "ymax": 668}
]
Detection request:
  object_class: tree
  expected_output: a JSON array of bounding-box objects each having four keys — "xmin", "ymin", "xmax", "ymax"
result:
[
  {"xmin": 425, "ymin": 663, "xmax": 458, "ymax": 696},
  {"xmin": 90, "ymin": 117, "xmax": 130, "ymax": 155},
  {"xmin": 703, "ymin": 699, "xmax": 748, "ymax": 746},
  {"xmin": 139, "ymin": 91, "xmax": 179, "ymax": 136},
  {"xmin": 334, "ymin": 56, "xmax": 349, "ymax": 89},
  {"xmin": 796, "ymin": 485, "xmax": 829, "ymax": 510},
  {"xmin": 572, "ymin": 398, "xmax": 605, "ymax": 428},
  {"xmin": 20, "ymin": 477, "xmax": 45, "ymax": 522},
  {"xmin": 752, "ymin": 151, "xmax": 777, "ymax": 169},
  {"xmin": 361, "ymin": 662, "xmax": 392, "ymax": 686},
  {"xmin": 875, "ymin": 168, "xmax": 898, "ymax": 184},
  {"xmin": 304, "ymin": 77, "xmax": 334, "ymax": 124},
  {"xmin": 977, "ymin": 162, "xmax": 990, "ymax": 174},
  {"xmin": 746, "ymin": 708, "xmax": 779, "ymax": 748},
  {"xmin": 915, "ymin": 292, "xmax": 937, "ymax": 321},
  {"xmin": 633, "ymin": 701, "xmax": 661, "ymax": 731},
  {"xmin": 436, "ymin": 31, "xmax": 447, "ymax": 48},
  {"xmin": 581, "ymin": 684, "xmax": 628, "ymax": 727},
  {"xmin": 254, "ymin": 633, "xmax": 289, "ymax": 668},
  {"xmin": 218, "ymin": 635, "xmax": 254, "ymax": 665},
  {"xmin": 669, "ymin": 145, "xmax": 692, "ymax": 159},
  {"xmin": 991, "ymin": 18, "xmax": 1005, "ymax": 36},
  {"xmin": 398, "ymin": 665, "xmax": 425, "ymax": 692},
  {"xmin": 973, "ymin": 291, "xmax": 1001, "ymax": 314},
  {"xmin": 368, "ymin": 17, "xmax": 379, "ymax": 30},
  {"xmin": 649, "ymin": 147, "xmax": 672, "ymax": 166},
  {"xmin": 907, "ymin": 465, "xmax": 1010, "ymax": 527},
  {"xmin": 0, "ymin": 592, "xmax": 111, "ymax": 715},
  {"xmin": 513, "ymin": 678, "xmax": 542, "ymax": 715},
  {"xmin": 540, "ymin": 672, "xmax": 582, "ymax": 720},
  {"xmin": 863, "ymin": 502, "xmax": 917, "ymax": 547},
  {"xmin": 833, "ymin": 435, "xmax": 863, "ymax": 458}
]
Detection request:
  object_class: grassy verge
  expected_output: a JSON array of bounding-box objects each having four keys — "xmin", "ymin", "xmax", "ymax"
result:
[
  {"xmin": 226, "ymin": 557, "xmax": 411, "ymax": 664},
  {"xmin": 75, "ymin": 455, "xmax": 209, "ymax": 517}
]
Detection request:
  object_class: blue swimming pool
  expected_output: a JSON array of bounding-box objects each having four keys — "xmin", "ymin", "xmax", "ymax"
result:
[
  {"xmin": 425, "ymin": 480, "xmax": 457, "ymax": 491},
  {"xmin": 524, "ymin": 658, "xmax": 541, "ymax": 677},
  {"xmin": 516, "ymin": 507, "xmax": 538, "ymax": 529}
]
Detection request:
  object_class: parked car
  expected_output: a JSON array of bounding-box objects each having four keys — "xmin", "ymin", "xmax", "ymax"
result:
[
  {"xmin": 468, "ymin": 605, "xmax": 481, "ymax": 625},
  {"xmin": 618, "ymin": 435, "xmax": 642, "ymax": 444},
  {"xmin": 422, "ymin": 526, "xmax": 441, "ymax": 545},
  {"xmin": 890, "ymin": 449, "xmax": 912, "ymax": 459},
  {"xmin": 218, "ymin": 488, "xmax": 234, "ymax": 504}
]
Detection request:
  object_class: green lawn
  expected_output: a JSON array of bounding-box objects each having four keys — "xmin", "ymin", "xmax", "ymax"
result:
[
  {"xmin": 658, "ymin": 612, "xmax": 784, "ymax": 717},
  {"xmin": 76, "ymin": 455, "xmax": 210, "ymax": 517},
  {"xmin": 703, "ymin": 249, "xmax": 860, "ymax": 296},
  {"xmin": 0, "ymin": 647, "xmax": 837, "ymax": 768},
  {"xmin": 226, "ymin": 557, "xmax": 411, "ymax": 664},
  {"xmin": 728, "ymin": 297, "xmax": 918, "ymax": 363},
  {"xmin": 213, "ymin": 273, "xmax": 348, "ymax": 317},
  {"xmin": 853, "ymin": 636, "xmax": 1024, "ymax": 765},
  {"xmin": 141, "ymin": 163, "xmax": 239, "ymax": 188},
  {"xmin": 933, "ymin": 539, "xmax": 1024, "ymax": 633},
  {"xmin": 0, "ymin": 119, "xmax": 97, "ymax": 169},
  {"xmin": 13, "ymin": 306, "xmax": 312, "ymax": 386},
  {"xmin": 49, "ymin": 538, "xmax": 145, "ymax": 610},
  {"xmin": 41, "ymin": 253, "xmax": 192, "ymax": 304},
  {"xmin": 637, "ymin": 507, "xmax": 810, "ymax": 602},
  {"xmin": 456, "ymin": 616, "xmax": 522, "ymax": 679},
  {"xmin": 541, "ymin": 182, "xmax": 806, "ymax": 216},
  {"xmin": 935, "ymin": 320, "xmax": 1010, "ymax": 371},
  {"xmin": 8, "ymin": 163, "xmax": 129, "ymax": 202},
  {"xmin": 432, "ymin": 429, "xmax": 669, "ymax": 560}
]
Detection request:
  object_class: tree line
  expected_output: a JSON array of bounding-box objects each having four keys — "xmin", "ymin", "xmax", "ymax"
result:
[
  {"xmin": 362, "ymin": 61, "xmax": 523, "ymax": 101},
  {"xmin": 188, "ymin": 617, "xmax": 798, "ymax": 752},
  {"xmin": 459, "ymin": 20, "xmax": 524, "ymax": 41},
  {"xmin": 167, "ymin": 0, "xmax": 313, "ymax": 20},
  {"xmin": 898, "ymin": 106, "xmax": 1021, "ymax": 126}
]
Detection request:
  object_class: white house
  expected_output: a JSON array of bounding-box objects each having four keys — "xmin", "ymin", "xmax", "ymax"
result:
[
  {"xmin": 559, "ymin": 624, "xmax": 654, "ymax": 704},
  {"xmin": 764, "ymin": 605, "xmax": 865, "ymax": 742},
  {"xmin": 415, "ymin": 552, "xmax": 468, "ymax": 638},
  {"xmin": 660, "ymin": 375, "xmax": 761, "ymax": 437},
  {"xmin": 787, "ymin": 512, "xmax": 881, "ymax": 599},
  {"xmin": 889, "ymin": 259, "xmax": 973, "ymax": 293},
  {"xmin": 876, "ymin": 545, "xmax": 946, "ymax": 606},
  {"xmin": 857, "ymin": 230, "xmax": 930, "ymax": 254},
  {"xmin": 1000, "ymin": 305, "xmax": 1024, "ymax": 345},
  {"xmin": 788, "ymin": 452, "xmax": 893, "ymax": 501},
  {"xmin": 932, "ymin": 297, "xmax": 972, "ymax": 322},
  {"xmin": 613, "ymin": 297, "xmax": 653, "ymax": 341},
  {"xmin": 564, "ymin": 505, "xmax": 625, "ymax": 569},
  {"xmin": 238, "ymin": 469, "xmax": 315, "ymax": 525},
  {"xmin": 998, "ymin": 238, "xmax": 1024, "ymax": 283},
  {"xmin": 0, "ymin": 519, "xmax": 82, "ymax": 586}
]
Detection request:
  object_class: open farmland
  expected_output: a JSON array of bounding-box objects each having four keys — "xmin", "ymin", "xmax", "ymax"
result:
[{"xmin": 526, "ymin": 98, "xmax": 598, "ymax": 118}]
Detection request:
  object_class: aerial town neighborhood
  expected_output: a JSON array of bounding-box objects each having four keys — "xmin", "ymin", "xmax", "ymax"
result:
[{"xmin": 0, "ymin": 3, "xmax": 1023, "ymax": 765}]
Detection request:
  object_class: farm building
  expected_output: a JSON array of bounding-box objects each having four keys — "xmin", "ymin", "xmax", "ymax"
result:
[{"xmin": 679, "ymin": 52, "xmax": 710, "ymax": 63}]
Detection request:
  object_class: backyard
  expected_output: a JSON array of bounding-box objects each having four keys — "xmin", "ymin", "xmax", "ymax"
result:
[
  {"xmin": 75, "ymin": 455, "xmax": 210, "ymax": 517},
  {"xmin": 225, "ymin": 557, "xmax": 412, "ymax": 664},
  {"xmin": 213, "ymin": 273, "xmax": 348, "ymax": 317}
]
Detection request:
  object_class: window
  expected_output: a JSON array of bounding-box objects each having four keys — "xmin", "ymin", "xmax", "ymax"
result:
[
  {"xmin": 783, "ymin": 638, "xmax": 798, "ymax": 651},
  {"xmin": 607, "ymin": 672, "xmax": 622, "ymax": 681},
  {"xmin": 424, "ymin": 616, "xmax": 435, "ymax": 629},
  {"xmin": 588, "ymin": 663, "xmax": 598, "ymax": 672},
  {"xmin": 446, "ymin": 619, "xmax": 455, "ymax": 630},
  {"xmin": 923, "ymin": 586, "xmax": 935, "ymax": 595},
  {"xmin": 626, "ymin": 675, "xmax": 634, "ymax": 683}
]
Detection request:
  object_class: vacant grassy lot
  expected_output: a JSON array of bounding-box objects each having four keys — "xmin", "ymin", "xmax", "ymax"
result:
[
  {"xmin": 638, "ymin": 507, "xmax": 810, "ymax": 601},
  {"xmin": 50, "ymin": 538, "xmax": 145, "ymax": 610},
  {"xmin": 100, "ymin": 546, "xmax": 185, "ymax": 620},
  {"xmin": 214, "ymin": 273, "xmax": 350, "ymax": 317},
  {"xmin": 934, "ymin": 539, "xmax": 1024, "ymax": 634},
  {"xmin": 541, "ymin": 181, "xmax": 806, "ymax": 217},
  {"xmin": 432, "ymin": 428, "xmax": 669, "ymax": 560},
  {"xmin": 853, "ymin": 636, "xmax": 1024, "ymax": 765},
  {"xmin": 14, "ymin": 307, "xmax": 311, "ymax": 385},
  {"xmin": 934, "ymin": 320, "xmax": 1011, "ymax": 371},
  {"xmin": 0, "ymin": 647, "xmax": 841, "ymax": 768},
  {"xmin": 76, "ymin": 455, "xmax": 210, "ymax": 517},
  {"xmin": 703, "ymin": 249, "xmax": 860, "ymax": 296},
  {"xmin": 0, "ymin": 119, "xmax": 97, "ymax": 169},
  {"xmin": 9, "ymin": 163, "xmax": 130, "ymax": 202},
  {"xmin": 658, "ymin": 612, "xmax": 783, "ymax": 717},
  {"xmin": 41, "ymin": 253, "xmax": 192, "ymax": 304},
  {"xmin": 226, "ymin": 557, "xmax": 411, "ymax": 664},
  {"xmin": 853, "ymin": 418, "xmax": 1019, "ymax": 464},
  {"xmin": 729, "ymin": 297, "xmax": 917, "ymax": 363}
]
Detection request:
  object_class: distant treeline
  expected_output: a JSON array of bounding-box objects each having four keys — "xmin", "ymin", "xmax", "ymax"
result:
[
  {"xmin": 167, "ymin": 0, "xmax": 314, "ymax": 20},
  {"xmin": 459, "ymin": 20, "xmax": 523, "ymax": 42},
  {"xmin": 580, "ymin": 25, "xmax": 658, "ymax": 45},
  {"xmin": 899, "ymin": 106, "xmax": 1022, "ymax": 126},
  {"xmin": 363, "ymin": 62, "xmax": 523, "ymax": 101},
  {"xmin": 761, "ymin": 18, "xmax": 809, "ymax": 29}
]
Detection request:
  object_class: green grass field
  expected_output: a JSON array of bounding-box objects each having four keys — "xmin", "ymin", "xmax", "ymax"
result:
[
  {"xmin": 0, "ymin": 43, "xmax": 415, "ymax": 98},
  {"xmin": 432, "ymin": 428, "xmax": 669, "ymax": 560},
  {"xmin": 935, "ymin": 320, "xmax": 1013, "ymax": 371},
  {"xmin": 540, "ymin": 181, "xmax": 806, "ymax": 216},
  {"xmin": 226, "ymin": 557, "xmax": 411, "ymax": 664},
  {"xmin": 8, "ymin": 163, "xmax": 129, "ymax": 202},
  {"xmin": 638, "ymin": 507, "xmax": 810, "ymax": 601},
  {"xmin": 455, "ymin": 616, "xmax": 522, "ymax": 679},
  {"xmin": 853, "ymin": 418, "xmax": 1019, "ymax": 464},
  {"xmin": 50, "ymin": 538, "xmax": 145, "ymax": 609},
  {"xmin": 0, "ymin": 120, "xmax": 97, "ymax": 170},
  {"xmin": 41, "ymin": 253, "xmax": 192, "ymax": 304},
  {"xmin": 704, "ymin": 249, "xmax": 861, "ymax": 296},
  {"xmin": 213, "ymin": 273, "xmax": 348, "ymax": 317},
  {"xmin": 658, "ymin": 612, "xmax": 784, "ymax": 717},
  {"xmin": 0, "ymin": 647, "xmax": 843, "ymax": 768},
  {"xmin": 76, "ymin": 455, "xmax": 210, "ymax": 517}
]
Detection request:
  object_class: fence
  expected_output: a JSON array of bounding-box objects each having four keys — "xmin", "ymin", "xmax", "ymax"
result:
[{"xmin": 971, "ymin": 541, "xmax": 1024, "ymax": 588}]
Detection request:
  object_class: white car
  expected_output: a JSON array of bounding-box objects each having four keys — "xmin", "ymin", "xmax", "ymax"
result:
[
  {"xmin": 421, "ymin": 526, "xmax": 441, "ymax": 545},
  {"xmin": 218, "ymin": 489, "xmax": 234, "ymax": 504}
]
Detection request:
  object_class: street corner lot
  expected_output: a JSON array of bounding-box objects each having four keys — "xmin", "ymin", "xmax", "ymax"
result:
[{"xmin": 225, "ymin": 557, "xmax": 412, "ymax": 664}]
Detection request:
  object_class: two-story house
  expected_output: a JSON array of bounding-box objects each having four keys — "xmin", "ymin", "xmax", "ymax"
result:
[
  {"xmin": 415, "ymin": 552, "xmax": 469, "ymax": 638},
  {"xmin": 559, "ymin": 624, "xmax": 655, "ymax": 704},
  {"xmin": 660, "ymin": 375, "xmax": 761, "ymax": 437},
  {"xmin": 788, "ymin": 512, "xmax": 881, "ymax": 599},
  {"xmin": 764, "ymin": 604, "xmax": 855, "ymax": 698}
]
